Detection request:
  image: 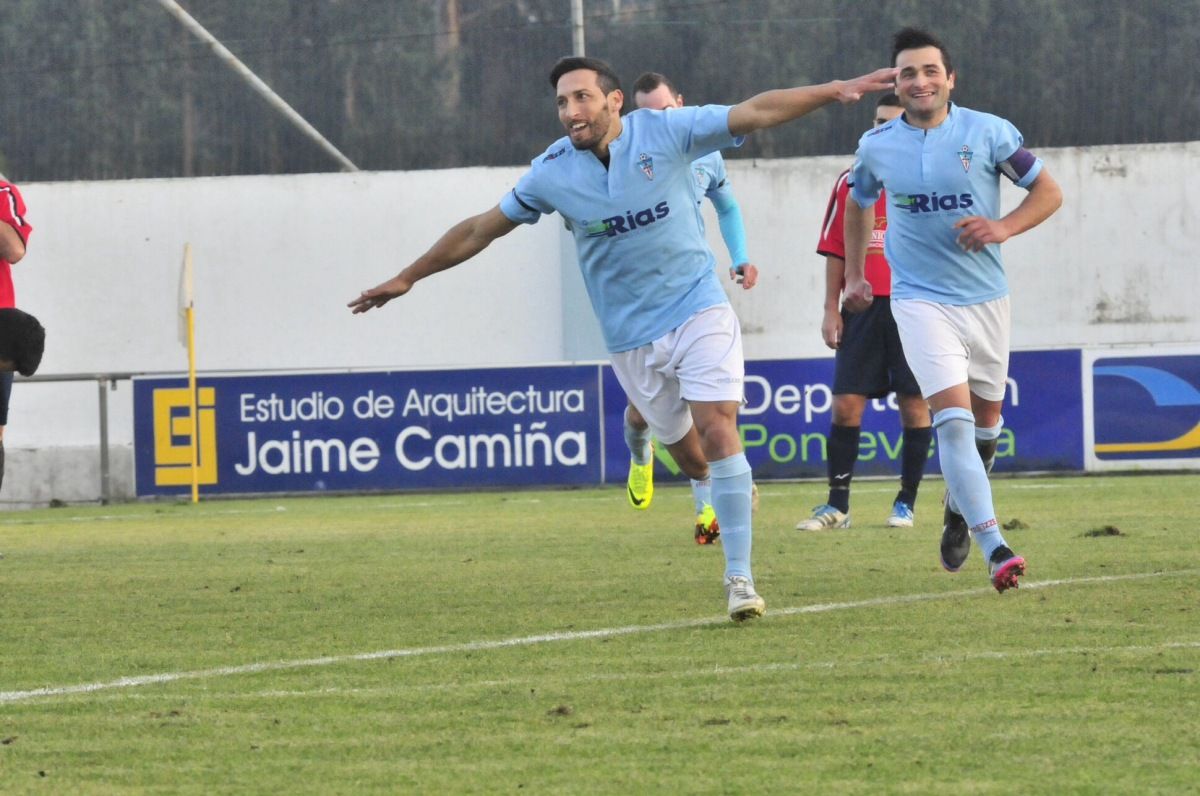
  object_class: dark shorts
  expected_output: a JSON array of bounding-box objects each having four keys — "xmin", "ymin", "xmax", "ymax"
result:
[
  {"xmin": 0, "ymin": 371, "xmax": 11, "ymax": 426},
  {"xmin": 833, "ymin": 296, "xmax": 922, "ymax": 399}
]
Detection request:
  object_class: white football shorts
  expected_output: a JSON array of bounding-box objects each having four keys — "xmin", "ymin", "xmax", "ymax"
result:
[
  {"xmin": 891, "ymin": 296, "xmax": 1011, "ymax": 401},
  {"xmin": 609, "ymin": 304, "xmax": 745, "ymax": 445}
]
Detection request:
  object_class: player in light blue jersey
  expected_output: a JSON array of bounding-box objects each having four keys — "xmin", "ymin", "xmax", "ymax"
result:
[
  {"xmin": 621, "ymin": 70, "xmax": 760, "ymax": 546},
  {"xmin": 350, "ymin": 56, "xmax": 898, "ymax": 621},
  {"xmin": 843, "ymin": 28, "xmax": 1062, "ymax": 592}
]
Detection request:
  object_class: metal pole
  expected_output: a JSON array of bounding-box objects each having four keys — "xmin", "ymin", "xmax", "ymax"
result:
[
  {"xmin": 154, "ymin": 0, "xmax": 360, "ymax": 172},
  {"xmin": 571, "ymin": 0, "xmax": 585, "ymax": 56},
  {"xmin": 98, "ymin": 378, "xmax": 111, "ymax": 505}
]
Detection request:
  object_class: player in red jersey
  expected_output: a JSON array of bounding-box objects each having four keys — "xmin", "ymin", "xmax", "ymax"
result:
[
  {"xmin": 0, "ymin": 179, "xmax": 35, "ymax": 494},
  {"xmin": 795, "ymin": 96, "xmax": 933, "ymax": 532}
]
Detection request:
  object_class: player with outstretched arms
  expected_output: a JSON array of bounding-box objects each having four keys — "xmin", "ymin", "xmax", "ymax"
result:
[{"xmin": 351, "ymin": 56, "xmax": 897, "ymax": 620}]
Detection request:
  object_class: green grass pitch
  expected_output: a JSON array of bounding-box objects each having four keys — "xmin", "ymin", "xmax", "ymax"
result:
[{"xmin": 1, "ymin": 474, "xmax": 1197, "ymax": 793}]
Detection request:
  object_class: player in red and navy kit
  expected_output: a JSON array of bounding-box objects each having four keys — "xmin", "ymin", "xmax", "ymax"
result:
[
  {"xmin": 0, "ymin": 179, "xmax": 35, "ymax": 494},
  {"xmin": 796, "ymin": 95, "xmax": 932, "ymax": 532}
]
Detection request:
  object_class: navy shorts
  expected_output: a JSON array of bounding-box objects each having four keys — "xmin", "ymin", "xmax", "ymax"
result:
[{"xmin": 833, "ymin": 296, "xmax": 922, "ymax": 399}]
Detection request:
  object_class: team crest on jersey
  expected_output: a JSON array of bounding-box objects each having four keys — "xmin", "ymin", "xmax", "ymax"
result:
[
  {"xmin": 958, "ymin": 145, "xmax": 974, "ymax": 172},
  {"xmin": 637, "ymin": 153, "xmax": 655, "ymax": 180}
]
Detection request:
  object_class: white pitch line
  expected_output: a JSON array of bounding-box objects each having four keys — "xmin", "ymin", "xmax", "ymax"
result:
[
  {"xmin": 236, "ymin": 638, "xmax": 1200, "ymax": 701},
  {"xmin": 75, "ymin": 637, "xmax": 1200, "ymax": 704},
  {"xmin": 0, "ymin": 500, "xmax": 469, "ymax": 527},
  {"xmin": 0, "ymin": 506, "xmax": 290, "ymax": 525},
  {"xmin": 2, "ymin": 568, "xmax": 1196, "ymax": 706}
]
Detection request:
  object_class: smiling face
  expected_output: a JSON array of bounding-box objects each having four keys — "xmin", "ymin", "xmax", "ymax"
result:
[
  {"xmin": 633, "ymin": 83, "xmax": 682, "ymax": 111},
  {"xmin": 894, "ymin": 45, "xmax": 955, "ymax": 127},
  {"xmin": 556, "ymin": 69, "xmax": 624, "ymax": 152}
]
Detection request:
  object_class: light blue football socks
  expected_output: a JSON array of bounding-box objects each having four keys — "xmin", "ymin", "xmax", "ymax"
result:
[
  {"xmin": 690, "ymin": 477, "xmax": 712, "ymax": 514},
  {"xmin": 945, "ymin": 415, "xmax": 1004, "ymax": 514},
  {"xmin": 975, "ymin": 417, "xmax": 1003, "ymax": 473},
  {"xmin": 709, "ymin": 452, "xmax": 754, "ymax": 580},
  {"xmin": 933, "ymin": 407, "xmax": 1007, "ymax": 561},
  {"xmin": 623, "ymin": 407, "xmax": 652, "ymax": 465}
]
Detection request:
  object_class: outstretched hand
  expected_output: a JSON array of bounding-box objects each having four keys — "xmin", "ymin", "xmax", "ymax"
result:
[
  {"xmin": 833, "ymin": 68, "xmax": 899, "ymax": 105},
  {"xmin": 347, "ymin": 274, "xmax": 414, "ymax": 314}
]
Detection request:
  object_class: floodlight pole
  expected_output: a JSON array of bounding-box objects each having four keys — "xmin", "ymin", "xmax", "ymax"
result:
[
  {"xmin": 571, "ymin": 0, "xmax": 585, "ymax": 56},
  {"xmin": 155, "ymin": 0, "xmax": 360, "ymax": 172}
]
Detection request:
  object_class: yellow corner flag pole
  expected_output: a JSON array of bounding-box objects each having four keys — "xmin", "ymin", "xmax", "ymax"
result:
[{"xmin": 181, "ymin": 243, "xmax": 199, "ymax": 503}]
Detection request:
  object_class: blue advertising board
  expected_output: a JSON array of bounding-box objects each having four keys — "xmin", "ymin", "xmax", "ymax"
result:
[
  {"xmin": 1088, "ymin": 349, "xmax": 1200, "ymax": 469},
  {"xmin": 135, "ymin": 351, "xmax": 1088, "ymax": 497},
  {"xmin": 601, "ymin": 349, "xmax": 1083, "ymax": 483},
  {"xmin": 133, "ymin": 367, "xmax": 601, "ymax": 496}
]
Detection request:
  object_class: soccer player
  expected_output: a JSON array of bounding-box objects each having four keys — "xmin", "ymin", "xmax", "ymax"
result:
[
  {"xmin": 796, "ymin": 94, "xmax": 933, "ymax": 532},
  {"xmin": 624, "ymin": 70, "xmax": 760, "ymax": 546},
  {"xmin": 350, "ymin": 56, "xmax": 898, "ymax": 620},
  {"xmin": 842, "ymin": 29, "xmax": 1062, "ymax": 591},
  {"xmin": 0, "ymin": 179, "xmax": 34, "ymax": 495}
]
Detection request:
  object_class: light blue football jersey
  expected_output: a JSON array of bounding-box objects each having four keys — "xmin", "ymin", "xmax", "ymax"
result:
[
  {"xmin": 691, "ymin": 151, "xmax": 728, "ymax": 204},
  {"xmin": 499, "ymin": 105, "xmax": 742, "ymax": 352},
  {"xmin": 849, "ymin": 104, "xmax": 1043, "ymax": 305}
]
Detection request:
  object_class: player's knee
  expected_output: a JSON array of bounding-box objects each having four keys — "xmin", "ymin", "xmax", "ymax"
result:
[
  {"xmin": 624, "ymin": 403, "xmax": 649, "ymax": 431},
  {"xmin": 897, "ymin": 394, "xmax": 931, "ymax": 427},
  {"xmin": 695, "ymin": 421, "xmax": 741, "ymax": 461},
  {"xmin": 666, "ymin": 440, "xmax": 709, "ymax": 479},
  {"xmin": 832, "ymin": 393, "xmax": 867, "ymax": 426}
]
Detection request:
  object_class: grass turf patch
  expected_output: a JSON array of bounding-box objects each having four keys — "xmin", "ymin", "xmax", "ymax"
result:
[{"xmin": 1, "ymin": 474, "xmax": 1197, "ymax": 793}]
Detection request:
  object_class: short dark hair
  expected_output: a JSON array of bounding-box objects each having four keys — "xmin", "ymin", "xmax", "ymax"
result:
[
  {"xmin": 892, "ymin": 27, "xmax": 953, "ymax": 75},
  {"xmin": 631, "ymin": 71, "xmax": 678, "ymax": 97},
  {"xmin": 876, "ymin": 94, "xmax": 902, "ymax": 108},
  {"xmin": 0, "ymin": 307, "xmax": 45, "ymax": 376},
  {"xmin": 548, "ymin": 57, "xmax": 621, "ymax": 94}
]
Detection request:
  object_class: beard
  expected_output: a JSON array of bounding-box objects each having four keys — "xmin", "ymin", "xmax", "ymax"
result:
[{"xmin": 567, "ymin": 109, "xmax": 610, "ymax": 150}]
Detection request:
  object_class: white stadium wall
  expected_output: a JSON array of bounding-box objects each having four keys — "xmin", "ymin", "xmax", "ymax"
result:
[{"xmin": 6, "ymin": 141, "xmax": 1197, "ymax": 506}]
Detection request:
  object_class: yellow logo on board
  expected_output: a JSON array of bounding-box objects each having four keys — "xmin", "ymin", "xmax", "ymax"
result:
[{"xmin": 153, "ymin": 387, "xmax": 218, "ymax": 486}]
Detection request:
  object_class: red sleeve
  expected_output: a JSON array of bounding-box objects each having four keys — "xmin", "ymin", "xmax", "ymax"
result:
[
  {"xmin": 0, "ymin": 182, "xmax": 33, "ymax": 245},
  {"xmin": 815, "ymin": 170, "xmax": 849, "ymax": 260}
]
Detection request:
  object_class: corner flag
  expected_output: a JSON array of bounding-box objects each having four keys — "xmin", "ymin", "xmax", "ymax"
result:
[
  {"xmin": 178, "ymin": 244, "xmax": 200, "ymax": 503},
  {"xmin": 177, "ymin": 242, "xmax": 193, "ymax": 347}
]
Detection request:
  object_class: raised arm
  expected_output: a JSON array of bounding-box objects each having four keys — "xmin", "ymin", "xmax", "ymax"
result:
[
  {"xmin": 727, "ymin": 68, "xmax": 897, "ymax": 137},
  {"xmin": 348, "ymin": 205, "xmax": 519, "ymax": 314},
  {"xmin": 954, "ymin": 169, "xmax": 1063, "ymax": 252}
]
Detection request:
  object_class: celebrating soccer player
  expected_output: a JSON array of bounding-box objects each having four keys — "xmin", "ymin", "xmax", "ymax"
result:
[
  {"xmin": 350, "ymin": 56, "xmax": 897, "ymax": 620},
  {"xmin": 842, "ymin": 28, "xmax": 1063, "ymax": 591}
]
